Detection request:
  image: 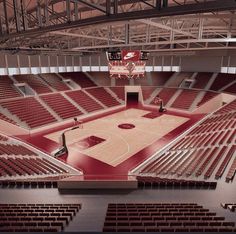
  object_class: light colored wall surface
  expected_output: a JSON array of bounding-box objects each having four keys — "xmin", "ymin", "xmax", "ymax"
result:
[{"xmin": 1, "ymin": 51, "xmax": 236, "ymax": 75}]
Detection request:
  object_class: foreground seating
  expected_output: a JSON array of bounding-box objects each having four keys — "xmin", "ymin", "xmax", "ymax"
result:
[
  {"xmin": 0, "ymin": 135, "xmax": 8, "ymax": 141},
  {"xmin": 0, "ymin": 203, "xmax": 81, "ymax": 232},
  {"xmin": 0, "ymin": 112, "xmax": 18, "ymax": 126},
  {"xmin": 0, "ymin": 143, "xmax": 36, "ymax": 156},
  {"xmin": 226, "ymin": 156, "xmax": 236, "ymax": 182},
  {"xmin": 0, "ymin": 157, "xmax": 69, "ymax": 178},
  {"xmin": 139, "ymin": 99, "xmax": 236, "ymax": 181},
  {"xmin": 136, "ymin": 176, "xmax": 217, "ymax": 189},
  {"xmin": 103, "ymin": 203, "xmax": 235, "ymax": 232},
  {"xmin": 221, "ymin": 203, "xmax": 236, "ymax": 212}
]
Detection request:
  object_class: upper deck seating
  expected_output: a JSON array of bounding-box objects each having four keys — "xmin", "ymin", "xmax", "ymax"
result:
[
  {"xmin": 210, "ymin": 73, "xmax": 235, "ymax": 91},
  {"xmin": 151, "ymin": 72, "xmax": 174, "ymax": 86},
  {"xmin": 109, "ymin": 87, "xmax": 125, "ymax": 101},
  {"xmin": 0, "ymin": 76, "xmax": 21, "ymax": 100},
  {"xmin": 14, "ymin": 74, "xmax": 52, "ymax": 94},
  {"xmin": 59, "ymin": 72, "xmax": 96, "ymax": 88},
  {"xmin": 171, "ymin": 89, "xmax": 200, "ymax": 110},
  {"xmin": 192, "ymin": 72, "xmax": 213, "ymax": 89},
  {"xmin": 40, "ymin": 73, "xmax": 70, "ymax": 91}
]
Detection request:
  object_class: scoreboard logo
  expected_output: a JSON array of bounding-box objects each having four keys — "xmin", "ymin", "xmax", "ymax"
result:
[
  {"xmin": 122, "ymin": 50, "xmax": 140, "ymax": 62},
  {"xmin": 123, "ymin": 52, "xmax": 136, "ymax": 60}
]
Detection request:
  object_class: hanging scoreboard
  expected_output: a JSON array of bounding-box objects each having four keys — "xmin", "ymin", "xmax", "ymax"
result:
[{"xmin": 106, "ymin": 50, "xmax": 148, "ymax": 79}]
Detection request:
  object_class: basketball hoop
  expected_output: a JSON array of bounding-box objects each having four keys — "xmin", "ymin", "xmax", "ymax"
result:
[{"xmin": 78, "ymin": 120, "xmax": 83, "ymax": 129}]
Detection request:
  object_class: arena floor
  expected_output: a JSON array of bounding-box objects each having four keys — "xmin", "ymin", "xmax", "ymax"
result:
[
  {"xmin": 46, "ymin": 109, "xmax": 189, "ymax": 167},
  {"xmin": 18, "ymin": 105, "xmax": 204, "ymax": 176}
]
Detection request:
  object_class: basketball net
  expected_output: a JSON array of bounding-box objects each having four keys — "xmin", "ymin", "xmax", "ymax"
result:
[{"xmin": 154, "ymin": 97, "xmax": 162, "ymax": 106}]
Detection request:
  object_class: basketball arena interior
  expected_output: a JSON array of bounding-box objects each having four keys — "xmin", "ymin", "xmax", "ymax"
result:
[{"xmin": 0, "ymin": 0, "xmax": 236, "ymax": 233}]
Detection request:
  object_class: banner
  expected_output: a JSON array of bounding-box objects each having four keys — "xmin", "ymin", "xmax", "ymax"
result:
[{"xmin": 121, "ymin": 50, "xmax": 141, "ymax": 62}]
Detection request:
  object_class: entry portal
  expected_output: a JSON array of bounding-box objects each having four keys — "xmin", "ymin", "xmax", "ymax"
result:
[{"xmin": 127, "ymin": 92, "xmax": 139, "ymax": 106}]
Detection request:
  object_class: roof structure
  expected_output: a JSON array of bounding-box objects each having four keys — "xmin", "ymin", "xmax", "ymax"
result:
[{"xmin": 0, "ymin": 0, "xmax": 236, "ymax": 55}]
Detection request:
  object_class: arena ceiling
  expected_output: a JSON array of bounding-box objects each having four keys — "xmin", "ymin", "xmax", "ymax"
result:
[{"xmin": 0, "ymin": 0, "xmax": 236, "ymax": 56}]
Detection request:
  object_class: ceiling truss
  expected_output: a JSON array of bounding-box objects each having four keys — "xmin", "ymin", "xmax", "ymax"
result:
[{"xmin": 0, "ymin": 0, "xmax": 236, "ymax": 55}]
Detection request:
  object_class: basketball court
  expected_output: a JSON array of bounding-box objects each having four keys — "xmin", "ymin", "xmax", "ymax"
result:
[{"xmin": 45, "ymin": 108, "xmax": 189, "ymax": 167}]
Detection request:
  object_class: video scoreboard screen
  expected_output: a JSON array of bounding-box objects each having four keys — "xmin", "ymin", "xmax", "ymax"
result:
[{"xmin": 106, "ymin": 50, "xmax": 148, "ymax": 78}]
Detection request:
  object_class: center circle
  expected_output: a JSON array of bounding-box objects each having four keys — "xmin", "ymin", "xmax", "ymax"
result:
[{"xmin": 118, "ymin": 123, "xmax": 135, "ymax": 129}]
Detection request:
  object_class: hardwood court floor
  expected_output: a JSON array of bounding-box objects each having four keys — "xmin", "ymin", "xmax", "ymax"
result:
[{"xmin": 45, "ymin": 109, "xmax": 189, "ymax": 167}]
